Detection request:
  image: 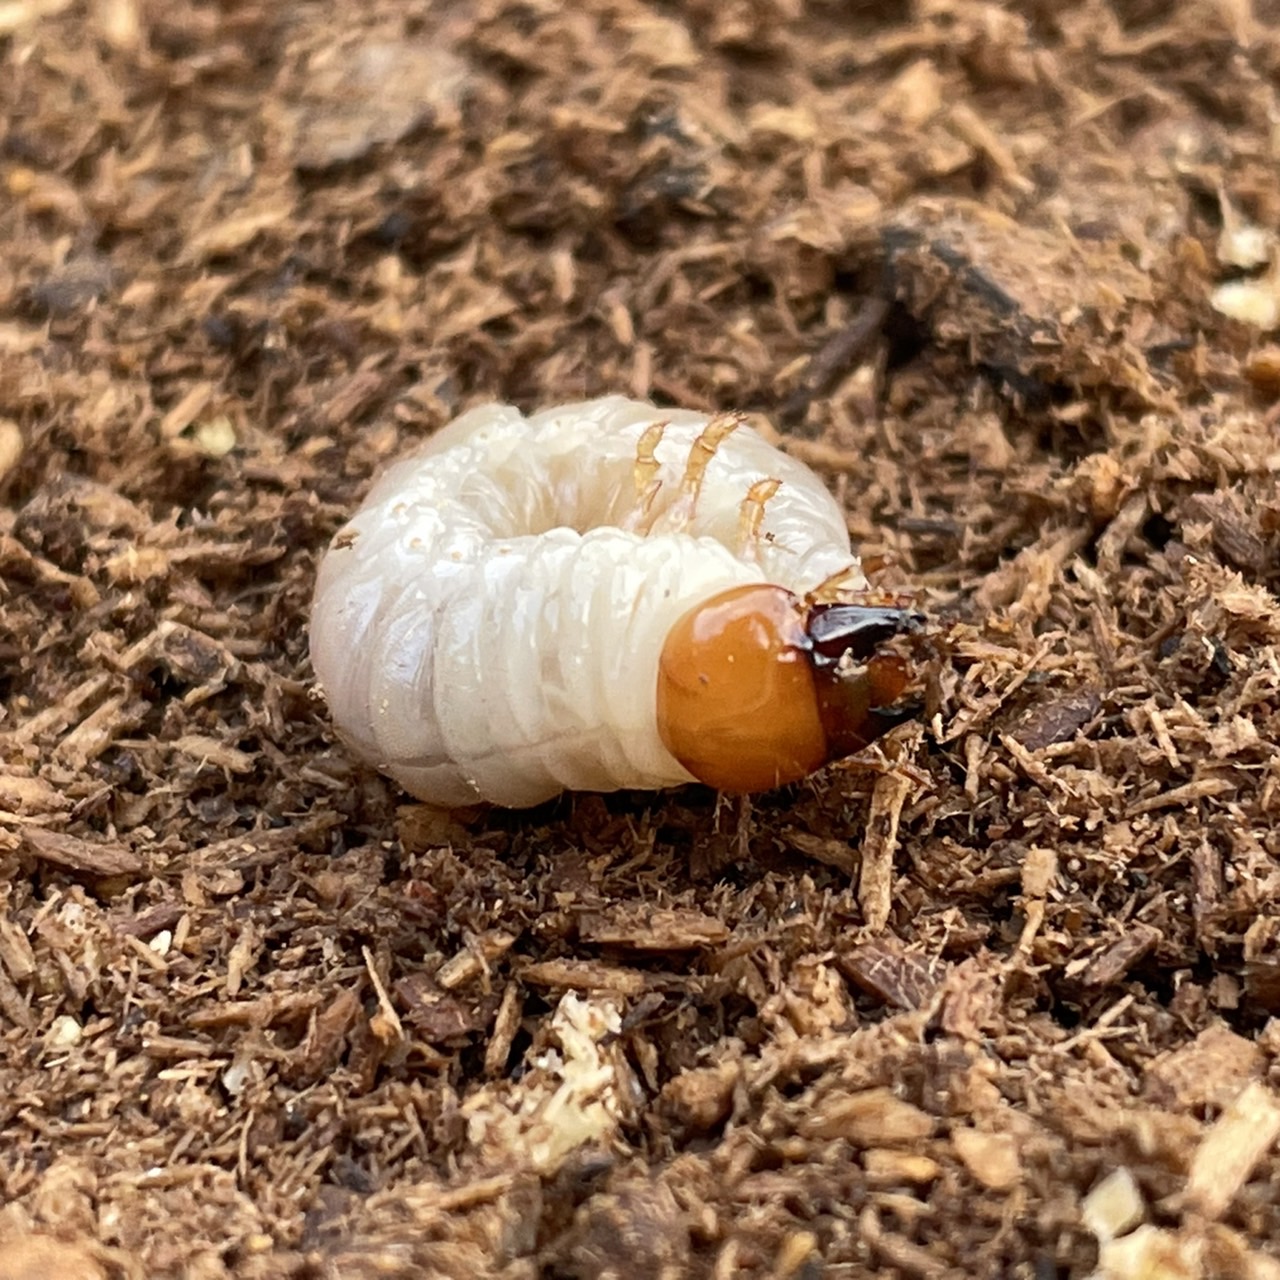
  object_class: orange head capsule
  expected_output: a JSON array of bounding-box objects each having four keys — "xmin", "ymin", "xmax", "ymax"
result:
[{"xmin": 655, "ymin": 585, "xmax": 924, "ymax": 793}]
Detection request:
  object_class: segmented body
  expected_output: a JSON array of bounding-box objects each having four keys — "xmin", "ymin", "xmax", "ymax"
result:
[{"xmin": 310, "ymin": 396, "xmax": 870, "ymax": 807}]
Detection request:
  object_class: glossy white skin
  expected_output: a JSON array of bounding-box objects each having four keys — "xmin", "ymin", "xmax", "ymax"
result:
[{"xmin": 310, "ymin": 396, "xmax": 865, "ymax": 807}]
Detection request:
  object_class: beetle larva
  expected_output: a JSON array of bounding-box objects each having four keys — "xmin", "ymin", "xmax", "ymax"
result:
[{"xmin": 310, "ymin": 396, "xmax": 922, "ymax": 807}]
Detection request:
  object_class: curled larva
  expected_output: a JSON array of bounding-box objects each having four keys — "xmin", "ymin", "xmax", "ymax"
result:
[{"xmin": 311, "ymin": 396, "xmax": 923, "ymax": 808}]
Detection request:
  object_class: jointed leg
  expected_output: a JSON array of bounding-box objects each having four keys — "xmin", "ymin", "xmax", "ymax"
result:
[
  {"xmin": 630, "ymin": 412, "xmax": 744, "ymax": 534},
  {"xmin": 668, "ymin": 413, "xmax": 742, "ymax": 530},
  {"xmin": 682, "ymin": 414, "xmax": 742, "ymax": 504},
  {"xmin": 736, "ymin": 477, "xmax": 781, "ymax": 559},
  {"xmin": 627, "ymin": 420, "xmax": 667, "ymax": 532}
]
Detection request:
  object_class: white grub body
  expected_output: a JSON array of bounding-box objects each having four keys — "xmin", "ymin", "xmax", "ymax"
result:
[{"xmin": 310, "ymin": 396, "xmax": 865, "ymax": 807}]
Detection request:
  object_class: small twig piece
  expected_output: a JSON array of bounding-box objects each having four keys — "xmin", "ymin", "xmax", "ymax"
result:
[
  {"xmin": 779, "ymin": 297, "xmax": 890, "ymax": 426},
  {"xmin": 362, "ymin": 945, "xmax": 405, "ymax": 1044},
  {"xmin": 1184, "ymin": 1080, "xmax": 1280, "ymax": 1220},
  {"xmin": 859, "ymin": 768, "xmax": 914, "ymax": 931},
  {"xmin": 20, "ymin": 827, "xmax": 143, "ymax": 877}
]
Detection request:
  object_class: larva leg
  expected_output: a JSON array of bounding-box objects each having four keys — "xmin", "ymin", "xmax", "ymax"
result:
[
  {"xmin": 626, "ymin": 420, "xmax": 667, "ymax": 533},
  {"xmin": 668, "ymin": 413, "xmax": 742, "ymax": 528},
  {"xmin": 736, "ymin": 477, "xmax": 782, "ymax": 560},
  {"xmin": 683, "ymin": 414, "xmax": 742, "ymax": 502}
]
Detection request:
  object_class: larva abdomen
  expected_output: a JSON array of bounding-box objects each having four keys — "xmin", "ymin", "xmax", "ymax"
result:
[{"xmin": 430, "ymin": 531, "xmax": 728, "ymax": 803}]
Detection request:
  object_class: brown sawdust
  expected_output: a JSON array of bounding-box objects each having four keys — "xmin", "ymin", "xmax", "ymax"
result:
[{"xmin": 4, "ymin": 0, "xmax": 1280, "ymax": 1276}]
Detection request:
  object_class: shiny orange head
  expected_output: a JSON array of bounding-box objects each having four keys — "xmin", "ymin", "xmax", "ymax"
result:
[{"xmin": 655, "ymin": 585, "xmax": 924, "ymax": 793}]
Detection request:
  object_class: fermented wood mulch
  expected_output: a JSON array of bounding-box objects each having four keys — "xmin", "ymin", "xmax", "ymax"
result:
[{"xmin": 4, "ymin": 1, "xmax": 1280, "ymax": 1277}]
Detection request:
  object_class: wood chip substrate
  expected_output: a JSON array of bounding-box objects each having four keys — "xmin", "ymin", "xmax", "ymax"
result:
[{"xmin": 6, "ymin": 1, "xmax": 1280, "ymax": 1276}]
